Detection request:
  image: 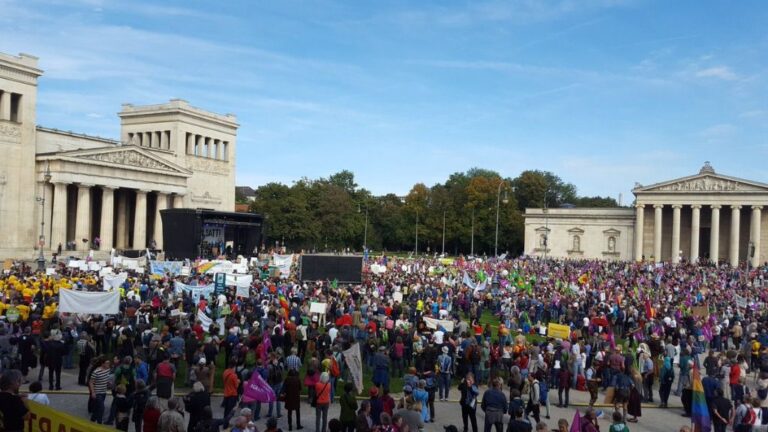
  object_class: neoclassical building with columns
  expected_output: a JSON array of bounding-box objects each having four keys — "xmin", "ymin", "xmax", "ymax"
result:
[
  {"xmin": 524, "ymin": 162, "xmax": 767, "ymax": 266},
  {"xmin": 0, "ymin": 51, "xmax": 238, "ymax": 259}
]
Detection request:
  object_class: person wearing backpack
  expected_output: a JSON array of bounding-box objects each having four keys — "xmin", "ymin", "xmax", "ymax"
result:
[
  {"xmin": 734, "ymin": 396, "xmax": 762, "ymax": 432},
  {"xmin": 658, "ymin": 356, "xmax": 675, "ymax": 408},
  {"xmin": 437, "ymin": 346, "xmax": 453, "ymax": 401},
  {"xmin": 611, "ymin": 372, "xmax": 631, "ymax": 422}
]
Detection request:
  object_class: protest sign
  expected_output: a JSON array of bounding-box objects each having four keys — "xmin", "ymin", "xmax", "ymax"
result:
[
  {"xmin": 343, "ymin": 343, "xmax": 364, "ymax": 394},
  {"xmin": 547, "ymin": 323, "xmax": 571, "ymax": 339}
]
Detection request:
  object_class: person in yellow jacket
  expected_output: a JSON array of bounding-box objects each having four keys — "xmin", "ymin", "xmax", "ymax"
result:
[{"xmin": 15, "ymin": 302, "xmax": 31, "ymax": 321}]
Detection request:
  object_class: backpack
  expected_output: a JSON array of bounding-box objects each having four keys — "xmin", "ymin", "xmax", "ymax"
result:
[
  {"xmin": 245, "ymin": 350, "xmax": 257, "ymax": 368},
  {"xmin": 742, "ymin": 406, "xmax": 756, "ymax": 425},
  {"xmin": 538, "ymin": 380, "xmax": 549, "ymax": 405},
  {"xmin": 330, "ymin": 357, "xmax": 341, "ymax": 378},
  {"xmin": 439, "ymin": 355, "xmax": 452, "ymax": 373},
  {"xmin": 471, "ymin": 346, "xmax": 481, "ymax": 364}
]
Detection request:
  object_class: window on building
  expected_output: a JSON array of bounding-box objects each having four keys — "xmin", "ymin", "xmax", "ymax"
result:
[
  {"xmin": 572, "ymin": 235, "xmax": 581, "ymax": 252},
  {"xmin": 10, "ymin": 93, "xmax": 21, "ymax": 122}
]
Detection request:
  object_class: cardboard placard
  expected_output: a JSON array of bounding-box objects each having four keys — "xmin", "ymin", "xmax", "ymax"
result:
[
  {"xmin": 547, "ymin": 323, "xmax": 571, "ymax": 339},
  {"xmin": 309, "ymin": 302, "xmax": 327, "ymax": 314}
]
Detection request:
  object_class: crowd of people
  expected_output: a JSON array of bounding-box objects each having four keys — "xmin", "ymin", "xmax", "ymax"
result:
[{"xmin": 0, "ymin": 254, "xmax": 766, "ymax": 432}]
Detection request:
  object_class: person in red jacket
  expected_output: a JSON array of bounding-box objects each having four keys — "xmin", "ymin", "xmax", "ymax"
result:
[{"xmin": 223, "ymin": 359, "xmax": 241, "ymax": 420}]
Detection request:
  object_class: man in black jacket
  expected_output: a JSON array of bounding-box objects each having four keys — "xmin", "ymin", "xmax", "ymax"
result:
[{"xmin": 45, "ymin": 333, "xmax": 67, "ymax": 390}]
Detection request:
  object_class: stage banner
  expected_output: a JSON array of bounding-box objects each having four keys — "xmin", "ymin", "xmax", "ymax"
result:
[
  {"xmin": 25, "ymin": 400, "xmax": 116, "ymax": 432},
  {"xmin": 150, "ymin": 260, "xmax": 184, "ymax": 276},
  {"xmin": 102, "ymin": 272, "xmax": 128, "ymax": 291},
  {"xmin": 343, "ymin": 343, "xmax": 364, "ymax": 394},
  {"xmin": 203, "ymin": 224, "xmax": 225, "ymax": 244},
  {"xmin": 547, "ymin": 323, "xmax": 571, "ymax": 339},
  {"xmin": 174, "ymin": 281, "xmax": 215, "ymax": 300},
  {"xmin": 59, "ymin": 289, "xmax": 120, "ymax": 315}
]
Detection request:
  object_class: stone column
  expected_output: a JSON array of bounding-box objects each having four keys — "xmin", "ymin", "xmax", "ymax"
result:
[
  {"xmin": 690, "ymin": 205, "xmax": 701, "ymax": 263},
  {"xmin": 154, "ymin": 192, "xmax": 167, "ymax": 250},
  {"xmin": 75, "ymin": 184, "xmax": 92, "ymax": 251},
  {"xmin": 730, "ymin": 205, "xmax": 741, "ymax": 266},
  {"xmin": 100, "ymin": 187, "xmax": 115, "ymax": 251},
  {"xmin": 634, "ymin": 204, "xmax": 644, "ymax": 261},
  {"xmin": 133, "ymin": 190, "xmax": 148, "ymax": 249},
  {"xmin": 710, "ymin": 205, "xmax": 721, "ymax": 262},
  {"xmin": 653, "ymin": 204, "xmax": 663, "ymax": 262},
  {"xmin": 671, "ymin": 204, "xmax": 682, "ymax": 263},
  {"xmin": 51, "ymin": 182, "xmax": 68, "ymax": 251},
  {"xmin": 116, "ymin": 190, "xmax": 127, "ymax": 248},
  {"xmin": 0, "ymin": 92, "xmax": 11, "ymax": 121},
  {"xmin": 161, "ymin": 131, "xmax": 169, "ymax": 149},
  {"xmin": 173, "ymin": 194, "xmax": 184, "ymax": 209},
  {"xmin": 751, "ymin": 206, "xmax": 762, "ymax": 267},
  {"xmin": 42, "ymin": 182, "xmax": 53, "ymax": 247}
]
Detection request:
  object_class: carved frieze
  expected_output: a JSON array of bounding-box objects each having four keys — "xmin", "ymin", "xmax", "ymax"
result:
[
  {"xmin": 80, "ymin": 150, "xmax": 173, "ymax": 171},
  {"xmin": 654, "ymin": 177, "xmax": 760, "ymax": 192},
  {"xmin": 186, "ymin": 156, "xmax": 229, "ymax": 176},
  {"xmin": 0, "ymin": 123, "xmax": 21, "ymax": 138},
  {"xmin": 190, "ymin": 191, "xmax": 223, "ymax": 205}
]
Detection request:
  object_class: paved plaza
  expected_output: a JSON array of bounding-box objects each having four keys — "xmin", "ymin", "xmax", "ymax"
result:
[{"xmin": 32, "ymin": 363, "xmax": 697, "ymax": 432}]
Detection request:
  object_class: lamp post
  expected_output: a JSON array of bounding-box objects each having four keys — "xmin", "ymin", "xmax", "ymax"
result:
[
  {"xmin": 415, "ymin": 210, "xmax": 419, "ymax": 256},
  {"xmin": 494, "ymin": 180, "xmax": 509, "ymax": 257},
  {"xmin": 358, "ymin": 203, "xmax": 369, "ymax": 252},
  {"xmin": 36, "ymin": 164, "xmax": 52, "ymax": 271},
  {"xmin": 470, "ymin": 207, "xmax": 475, "ymax": 256},
  {"xmin": 441, "ymin": 210, "xmax": 446, "ymax": 256},
  {"xmin": 543, "ymin": 189, "xmax": 549, "ymax": 259}
]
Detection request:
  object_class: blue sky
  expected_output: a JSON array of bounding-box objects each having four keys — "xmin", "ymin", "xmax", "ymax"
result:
[{"xmin": 1, "ymin": 0, "xmax": 766, "ymax": 201}]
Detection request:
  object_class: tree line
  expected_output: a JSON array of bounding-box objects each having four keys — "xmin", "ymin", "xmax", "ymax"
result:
[{"xmin": 239, "ymin": 168, "xmax": 618, "ymax": 256}]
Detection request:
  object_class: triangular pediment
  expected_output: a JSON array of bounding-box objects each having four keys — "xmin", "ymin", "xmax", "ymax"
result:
[
  {"xmin": 634, "ymin": 173, "xmax": 768, "ymax": 194},
  {"xmin": 40, "ymin": 145, "xmax": 192, "ymax": 176}
]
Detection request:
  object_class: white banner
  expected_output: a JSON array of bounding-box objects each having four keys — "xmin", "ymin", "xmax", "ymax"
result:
[
  {"xmin": 174, "ymin": 282, "xmax": 215, "ymax": 300},
  {"xmin": 59, "ymin": 289, "xmax": 120, "ymax": 315},
  {"xmin": 236, "ymin": 284, "xmax": 250, "ymax": 298},
  {"xmin": 423, "ymin": 316, "xmax": 455, "ymax": 332},
  {"xmin": 735, "ymin": 295, "xmax": 748, "ymax": 309},
  {"xmin": 370, "ymin": 264, "xmax": 387, "ymax": 275},
  {"xmin": 197, "ymin": 310, "xmax": 226, "ymax": 336},
  {"xmin": 102, "ymin": 272, "xmax": 128, "ymax": 291},
  {"xmin": 342, "ymin": 343, "xmax": 364, "ymax": 394},
  {"xmin": 225, "ymin": 273, "xmax": 253, "ymax": 288},
  {"xmin": 273, "ymin": 254, "xmax": 293, "ymax": 277}
]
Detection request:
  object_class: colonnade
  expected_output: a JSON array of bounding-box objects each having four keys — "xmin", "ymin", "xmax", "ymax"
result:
[
  {"xmin": 634, "ymin": 203, "xmax": 762, "ymax": 266},
  {"xmin": 46, "ymin": 182, "xmax": 184, "ymax": 252}
]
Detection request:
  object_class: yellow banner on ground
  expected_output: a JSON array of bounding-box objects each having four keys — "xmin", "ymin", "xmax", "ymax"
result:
[
  {"xmin": 547, "ymin": 323, "xmax": 571, "ymax": 340},
  {"xmin": 24, "ymin": 400, "xmax": 116, "ymax": 432}
]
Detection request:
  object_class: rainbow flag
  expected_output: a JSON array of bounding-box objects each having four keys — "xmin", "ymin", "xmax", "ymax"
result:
[{"xmin": 691, "ymin": 365, "xmax": 711, "ymax": 432}]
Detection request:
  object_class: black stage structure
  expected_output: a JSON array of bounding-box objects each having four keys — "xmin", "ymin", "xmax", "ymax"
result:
[
  {"xmin": 160, "ymin": 208, "xmax": 264, "ymax": 260},
  {"xmin": 299, "ymin": 254, "xmax": 363, "ymax": 283}
]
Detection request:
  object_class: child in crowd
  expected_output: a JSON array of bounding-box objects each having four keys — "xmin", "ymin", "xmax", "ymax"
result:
[
  {"xmin": 27, "ymin": 381, "xmax": 49, "ymax": 405},
  {"xmin": 608, "ymin": 410, "xmax": 630, "ymax": 432}
]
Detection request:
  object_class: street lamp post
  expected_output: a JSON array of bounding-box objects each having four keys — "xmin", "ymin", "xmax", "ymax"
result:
[
  {"xmin": 441, "ymin": 210, "xmax": 446, "ymax": 256},
  {"xmin": 470, "ymin": 207, "xmax": 475, "ymax": 256},
  {"xmin": 415, "ymin": 210, "xmax": 419, "ymax": 256},
  {"xmin": 36, "ymin": 164, "xmax": 52, "ymax": 271},
  {"xmin": 494, "ymin": 180, "xmax": 509, "ymax": 257},
  {"xmin": 543, "ymin": 189, "xmax": 549, "ymax": 259},
  {"xmin": 358, "ymin": 204, "xmax": 369, "ymax": 252}
]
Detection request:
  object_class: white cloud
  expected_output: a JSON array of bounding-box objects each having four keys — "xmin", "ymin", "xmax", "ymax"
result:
[
  {"xmin": 740, "ymin": 110, "xmax": 767, "ymax": 119},
  {"xmin": 695, "ymin": 66, "xmax": 739, "ymax": 81}
]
